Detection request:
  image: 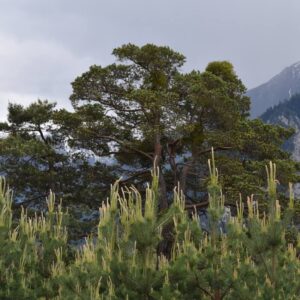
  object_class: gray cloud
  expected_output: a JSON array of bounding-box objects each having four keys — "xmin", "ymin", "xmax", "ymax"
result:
[{"xmin": 1, "ymin": 0, "xmax": 300, "ymax": 120}]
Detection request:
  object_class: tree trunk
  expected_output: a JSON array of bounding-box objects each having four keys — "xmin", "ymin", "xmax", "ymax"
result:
[
  {"xmin": 153, "ymin": 131, "xmax": 168, "ymax": 210},
  {"xmin": 180, "ymin": 149, "xmax": 196, "ymax": 196},
  {"xmin": 213, "ymin": 289, "xmax": 221, "ymax": 300}
]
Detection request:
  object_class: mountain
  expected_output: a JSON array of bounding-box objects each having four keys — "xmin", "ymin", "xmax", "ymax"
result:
[
  {"xmin": 260, "ymin": 93, "xmax": 300, "ymax": 160},
  {"xmin": 248, "ymin": 62, "xmax": 300, "ymax": 118}
]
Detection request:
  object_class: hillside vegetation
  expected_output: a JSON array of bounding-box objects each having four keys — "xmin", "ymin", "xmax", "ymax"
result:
[{"xmin": 261, "ymin": 94, "xmax": 300, "ymax": 124}]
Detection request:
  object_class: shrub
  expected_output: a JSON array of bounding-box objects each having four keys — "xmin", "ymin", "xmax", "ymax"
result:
[{"xmin": 0, "ymin": 152, "xmax": 299, "ymax": 299}]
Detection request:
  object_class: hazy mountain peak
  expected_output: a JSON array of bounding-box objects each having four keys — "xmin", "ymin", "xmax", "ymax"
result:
[{"xmin": 248, "ymin": 61, "xmax": 300, "ymax": 118}]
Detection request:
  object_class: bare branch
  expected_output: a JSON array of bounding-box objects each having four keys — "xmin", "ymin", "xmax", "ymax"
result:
[{"xmin": 97, "ymin": 135, "xmax": 153, "ymax": 160}]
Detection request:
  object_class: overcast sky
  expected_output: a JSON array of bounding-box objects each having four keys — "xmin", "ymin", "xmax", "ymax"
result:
[{"xmin": 1, "ymin": 0, "xmax": 300, "ymax": 120}]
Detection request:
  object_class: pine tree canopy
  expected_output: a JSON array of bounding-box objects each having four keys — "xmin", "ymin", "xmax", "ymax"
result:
[{"xmin": 0, "ymin": 43, "xmax": 298, "ymax": 210}]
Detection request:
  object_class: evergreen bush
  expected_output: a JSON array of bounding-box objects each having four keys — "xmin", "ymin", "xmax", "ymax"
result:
[{"xmin": 0, "ymin": 151, "xmax": 299, "ymax": 299}]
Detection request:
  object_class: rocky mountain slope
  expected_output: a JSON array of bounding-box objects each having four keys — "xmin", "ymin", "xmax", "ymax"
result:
[
  {"xmin": 248, "ymin": 62, "xmax": 300, "ymax": 118},
  {"xmin": 260, "ymin": 94, "xmax": 300, "ymax": 161}
]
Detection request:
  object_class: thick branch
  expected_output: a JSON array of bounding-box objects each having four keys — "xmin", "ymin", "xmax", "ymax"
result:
[
  {"xmin": 119, "ymin": 169, "xmax": 150, "ymax": 184},
  {"xmin": 12, "ymin": 193, "xmax": 47, "ymax": 209},
  {"xmin": 97, "ymin": 135, "xmax": 153, "ymax": 160},
  {"xmin": 198, "ymin": 146, "xmax": 232, "ymax": 155},
  {"xmin": 185, "ymin": 201, "xmax": 209, "ymax": 210},
  {"xmin": 37, "ymin": 124, "xmax": 48, "ymax": 145}
]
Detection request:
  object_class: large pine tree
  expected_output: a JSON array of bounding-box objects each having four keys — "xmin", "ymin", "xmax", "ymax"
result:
[
  {"xmin": 0, "ymin": 43, "xmax": 298, "ymax": 209},
  {"xmin": 67, "ymin": 44, "xmax": 298, "ymax": 207}
]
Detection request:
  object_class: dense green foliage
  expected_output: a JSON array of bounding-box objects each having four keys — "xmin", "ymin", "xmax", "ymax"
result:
[
  {"xmin": 0, "ymin": 44, "xmax": 298, "ymax": 210},
  {"xmin": 0, "ymin": 154, "xmax": 299, "ymax": 299},
  {"xmin": 0, "ymin": 100, "xmax": 115, "ymax": 206}
]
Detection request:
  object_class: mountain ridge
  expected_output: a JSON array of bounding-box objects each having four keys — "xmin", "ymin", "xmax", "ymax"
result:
[
  {"xmin": 248, "ymin": 61, "xmax": 300, "ymax": 118},
  {"xmin": 260, "ymin": 93, "xmax": 300, "ymax": 160}
]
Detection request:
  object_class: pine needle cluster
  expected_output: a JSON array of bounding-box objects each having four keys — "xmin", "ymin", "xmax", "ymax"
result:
[{"xmin": 0, "ymin": 152, "xmax": 299, "ymax": 299}]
